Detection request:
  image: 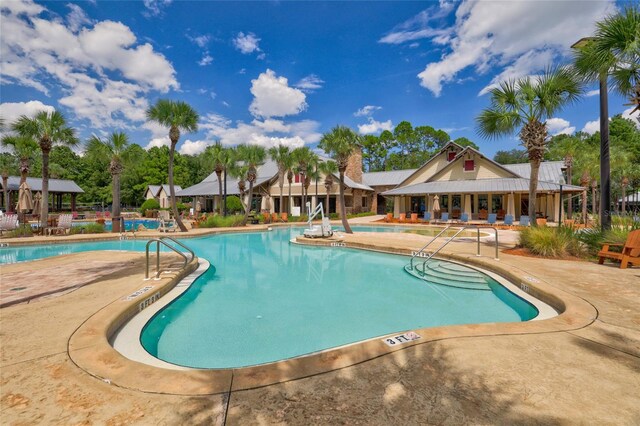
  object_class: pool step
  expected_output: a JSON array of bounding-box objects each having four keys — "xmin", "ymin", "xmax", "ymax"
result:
[{"xmin": 404, "ymin": 260, "xmax": 491, "ymax": 291}]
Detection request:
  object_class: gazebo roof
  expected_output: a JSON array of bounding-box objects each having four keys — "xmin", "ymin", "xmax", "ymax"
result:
[{"xmin": 2, "ymin": 176, "xmax": 84, "ymax": 193}]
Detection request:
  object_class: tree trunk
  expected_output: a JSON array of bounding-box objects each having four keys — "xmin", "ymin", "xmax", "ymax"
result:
[
  {"xmin": 325, "ymin": 186, "xmax": 330, "ymax": 215},
  {"xmin": 40, "ymin": 145, "xmax": 50, "ymax": 228},
  {"xmin": 168, "ymin": 141, "xmax": 187, "ymax": 232},
  {"xmin": 287, "ymin": 180, "xmax": 292, "ymax": 215},
  {"xmin": 111, "ymin": 172, "xmax": 121, "ymax": 233},
  {"xmin": 243, "ymin": 182, "xmax": 254, "ymax": 225},
  {"xmin": 216, "ymin": 171, "xmax": 223, "ymax": 215},
  {"xmin": 2, "ymin": 175, "xmax": 8, "ymax": 213},
  {"xmin": 592, "ymin": 183, "xmax": 598, "ymax": 217},
  {"xmin": 581, "ymin": 190, "xmax": 588, "ymax": 225},
  {"xmin": 621, "ymin": 178, "xmax": 627, "ymax": 214},
  {"xmin": 528, "ymin": 158, "xmax": 541, "ymax": 227},
  {"xmin": 566, "ymin": 164, "xmax": 572, "ymax": 218},
  {"xmin": 338, "ymin": 170, "xmax": 352, "ymax": 234},
  {"xmin": 279, "ymin": 181, "xmax": 284, "ymax": 215}
]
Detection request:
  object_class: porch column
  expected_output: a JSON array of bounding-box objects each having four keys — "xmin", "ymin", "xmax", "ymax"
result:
[
  {"xmin": 426, "ymin": 194, "xmax": 432, "ymax": 212},
  {"xmin": 393, "ymin": 196, "xmax": 400, "ymax": 216},
  {"xmin": 71, "ymin": 193, "xmax": 76, "ymax": 211},
  {"xmin": 487, "ymin": 192, "xmax": 493, "ymax": 213},
  {"xmin": 311, "ymin": 195, "xmax": 317, "ymax": 212},
  {"xmin": 553, "ymin": 193, "xmax": 561, "ymax": 222},
  {"xmin": 473, "ymin": 194, "xmax": 479, "ymax": 217},
  {"xmin": 448, "ymin": 194, "xmax": 452, "ymax": 213}
]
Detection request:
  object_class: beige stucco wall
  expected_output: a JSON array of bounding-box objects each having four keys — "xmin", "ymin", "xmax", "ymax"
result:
[
  {"xmin": 431, "ymin": 156, "xmax": 514, "ymax": 182},
  {"xmin": 401, "ymin": 152, "xmax": 451, "ymax": 186}
]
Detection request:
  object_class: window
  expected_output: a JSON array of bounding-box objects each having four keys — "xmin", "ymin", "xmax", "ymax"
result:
[
  {"xmin": 362, "ymin": 196, "xmax": 368, "ymax": 208},
  {"xmin": 447, "ymin": 151, "xmax": 456, "ymax": 161},
  {"xmin": 464, "ymin": 160, "xmax": 475, "ymax": 171},
  {"xmin": 294, "ymin": 173, "xmax": 301, "ymax": 183}
]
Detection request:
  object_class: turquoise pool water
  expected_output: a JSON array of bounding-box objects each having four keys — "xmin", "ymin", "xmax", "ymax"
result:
[
  {"xmin": 72, "ymin": 219, "xmax": 160, "ymax": 231},
  {"xmin": 1, "ymin": 226, "xmax": 537, "ymax": 369}
]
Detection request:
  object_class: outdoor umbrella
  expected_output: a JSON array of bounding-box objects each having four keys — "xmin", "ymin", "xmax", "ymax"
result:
[
  {"xmin": 432, "ymin": 195, "xmax": 440, "ymax": 218},
  {"xmin": 507, "ymin": 193, "xmax": 515, "ymax": 217},
  {"xmin": 17, "ymin": 181, "xmax": 33, "ymax": 225},
  {"xmin": 32, "ymin": 192, "xmax": 42, "ymax": 216},
  {"xmin": 464, "ymin": 194, "xmax": 472, "ymax": 216},
  {"xmin": 195, "ymin": 198, "xmax": 202, "ymax": 213}
]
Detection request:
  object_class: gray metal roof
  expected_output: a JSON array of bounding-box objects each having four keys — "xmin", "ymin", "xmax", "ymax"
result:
[
  {"xmin": 504, "ymin": 161, "xmax": 566, "ymax": 183},
  {"xmin": 146, "ymin": 184, "xmax": 182, "ymax": 196},
  {"xmin": 382, "ymin": 178, "xmax": 584, "ymax": 196},
  {"xmin": 340, "ymin": 174, "xmax": 373, "ymax": 191},
  {"xmin": 363, "ymin": 169, "xmax": 417, "ymax": 187},
  {"xmin": 2, "ymin": 176, "xmax": 84, "ymax": 193}
]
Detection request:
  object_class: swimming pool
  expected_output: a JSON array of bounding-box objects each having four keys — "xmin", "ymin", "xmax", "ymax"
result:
[{"xmin": 72, "ymin": 219, "xmax": 160, "ymax": 231}]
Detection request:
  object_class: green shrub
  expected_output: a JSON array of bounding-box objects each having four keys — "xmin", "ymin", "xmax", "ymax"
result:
[
  {"xmin": 140, "ymin": 199, "xmax": 160, "ymax": 216},
  {"xmin": 224, "ymin": 196, "xmax": 243, "ymax": 214},
  {"xmin": 519, "ymin": 226, "xmax": 586, "ymax": 258},
  {"xmin": 287, "ymin": 215, "xmax": 308, "ymax": 222},
  {"xmin": 70, "ymin": 223, "xmax": 106, "ymax": 234},
  {"xmin": 198, "ymin": 214, "xmax": 245, "ymax": 228},
  {"xmin": 176, "ymin": 202, "xmax": 190, "ymax": 213},
  {"xmin": 348, "ymin": 211, "xmax": 375, "ymax": 218},
  {"xmin": 4, "ymin": 224, "xmax": 33, "ymax": 238}
]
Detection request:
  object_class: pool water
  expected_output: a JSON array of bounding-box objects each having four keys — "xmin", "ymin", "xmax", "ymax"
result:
[
  {"xmin": 1, "ymin": 226, "xmax": 538, "ymax": 369},
  {"xmin": 73, "ymin": 219, "xmax": 160, "ymax": 231}
]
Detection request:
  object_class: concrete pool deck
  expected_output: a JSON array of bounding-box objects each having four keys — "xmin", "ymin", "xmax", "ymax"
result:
[{"xmin": 1, "ymin": 226, "xmax": 639, "ymax": 424}]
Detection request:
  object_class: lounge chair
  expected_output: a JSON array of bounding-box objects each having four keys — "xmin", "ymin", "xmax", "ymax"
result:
[
  {"xmin": 440, "ymin": 212, "xmax": 449, "ymax": 222},
  {"xmin": 487, "ymin": 213, "xmax": 497, "ymax": 225},
  {"xmin": 398, "ymin": 213, "xmax": 406, "ymax": 222},
  {"xmin": 158, "ymin": 218, "xmax": 178, "ymax": 233},
  {"xmin": 496, "ymin": 209, "xmax": 506, "ymax": 220},
  {"xmin": 451, "ymin": 209, "xmax": 461, "ymax": 220},
  {"xmin": 0, "ymin": 214, "xmax": 19, "ymax": 235},
  {"xmin": 519, "ymin": 215, "xmax": 530, "ymax": 227},
  {"xmin": 410, "ymin": 213, "xmax": 418, "ymax": 223},
  {"xmin": 460, "ymin": 213, "xmax": 469, "ymax": 223},
  {"xmin": 48, "ymin": 213, "xmax": 72, "ymax": 235},
  {"xmin": 423, "ymin": 212, "xmax": 432, "ymax": 222},
  {"xmin": 504, "ymin": 214, "xmax": 514, "ymax": 226},
  {"xmin": 598, "ymin": 229, "xmax": 640, "ymax": 269},
  {"xmin": 478, "ymin": 209, "xmax": 488, "ymax": 220}
]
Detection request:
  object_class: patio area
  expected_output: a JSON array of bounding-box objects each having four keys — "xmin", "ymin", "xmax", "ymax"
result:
[{"xmin": 1, "ymin": 228, "xmax": 638, "ymax": 424}]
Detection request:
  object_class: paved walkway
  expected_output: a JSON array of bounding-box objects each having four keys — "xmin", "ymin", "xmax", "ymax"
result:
[{"xmin": 1, "ymin": 228, "xmax": 639, "ymax": 424}]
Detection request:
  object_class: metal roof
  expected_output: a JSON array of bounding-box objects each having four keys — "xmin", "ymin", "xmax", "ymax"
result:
[
  {"xmin": 146, "ymin": 184, "xmax": 182, "ymax": 196},
  {"xmin": 381, "ymin": 178, "xmax": 584, "ymax": 196},
  {"xmin": 363, "ymin": 169, "xmax": 417, "ymax": 187},
  {"xmin": 2, "ymin": 176, "xmax": 84, "ymax": 193},
  {"xmin": 504, "ymin": 161, "xmax": 566, "ymax": 183}
]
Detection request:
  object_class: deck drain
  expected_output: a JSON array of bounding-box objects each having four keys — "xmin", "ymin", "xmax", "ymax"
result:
[{"xmin": 10, "ymin": 287, "xmax": 27, "ymax": 292}]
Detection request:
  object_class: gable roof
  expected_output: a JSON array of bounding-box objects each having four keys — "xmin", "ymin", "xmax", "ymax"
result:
[
  {"xmin": 426, "ymin": 146, "xmax": 521, "ymax": 182},
  {"xmin": 146, "ymin": 184, "xmax": 182, "ymax": 197},
  {"xmin": 363, "ymin": 169, "xmax": 417, "ymax": 187},
  {"xmin": 503, "ymin": 161, "xmax": 566, "ymax": 183},
  {"xmin": 396, "ymin": 141, "xmax": 463, "ymax": 187},
  {"xmin": 382, "ymin": 178, "xmax": 585, "ymax": 196}
]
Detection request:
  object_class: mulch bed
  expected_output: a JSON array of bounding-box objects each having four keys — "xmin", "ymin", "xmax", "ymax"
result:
[{"xmin": 502, "ymin": 247, "xmax": 587, "ymax": 262}]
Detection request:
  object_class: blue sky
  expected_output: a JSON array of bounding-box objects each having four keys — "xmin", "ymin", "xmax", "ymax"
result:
[{"xmin": 1, "ymin": 0, "xmax": 637, "ymax": 158}]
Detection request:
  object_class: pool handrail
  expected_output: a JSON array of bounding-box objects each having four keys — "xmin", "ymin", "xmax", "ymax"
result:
[
  {"xmin": 145, "ymin": 237, "xmax": 195, "ymax": 280},
  {"xmin": 409, "ymin": 226, "xmax": 452, "ymax": 270}
]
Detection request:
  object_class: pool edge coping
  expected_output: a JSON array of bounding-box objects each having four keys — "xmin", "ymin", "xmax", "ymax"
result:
[{"xmin": 67, "ymin": 236, "xmax": 597, "ymax": 396}]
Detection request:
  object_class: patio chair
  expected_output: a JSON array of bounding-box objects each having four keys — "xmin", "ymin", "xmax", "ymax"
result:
[
  {"xmin": 460, "ymin": 213, "xmax": 469, "ymax": 223},
  {"xmin": 440, "ymin": 212, "xmax": 449, "ymax": 222},
  {"xmin": 0, "ymin": 214, "xmax": 19, "ymax": 235},
  {"xmin": 519, "ymin": 215, "xmax": 530, "ymax": 227},
  {"xmin": 158, "ymin": 218, "xmax": 178, "ymax": 233},
  {"xmin": 598, "ymin": 229, "xmax": 640, "ymax": 269},
  {"xmin": 48, "ymin": 213, "xmax": 72, "ymax": 235},
  {"xmin": 398, "ymin": 213, "xmax": 406, "ymax": 222},
  {"xmin": 410, "ymin": 213, "xmax": 419, "ymax": 223},
  {"xmin": 423, "ymin": 211, "xmax": 432, "ymax": 222},
  {"xmin": 478, "ymin": 209, "xmax": 488, "ymax": 220},
  {"xmin": 487, "ymin": 213, "xmax": 497, "ymax": 225},
  {"xmin": 504, "ymin": 214, "xmax": 514, "ymax": 226},
  {"xmin": 496, "ymin": 209, "xmax": 506, "ymax": 220},
  {"xmin": 451, "ymin": 209, "xmax": 461, "ymax": 220}
]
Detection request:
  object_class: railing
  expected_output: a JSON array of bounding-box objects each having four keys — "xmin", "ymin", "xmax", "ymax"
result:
[
  {"xmin": 408, "ymin": 225, "xmax": 499, "ymax": 275},
  {"xmin": 145, "ymin": 236, "xmax": 195, "ymax": 280}
]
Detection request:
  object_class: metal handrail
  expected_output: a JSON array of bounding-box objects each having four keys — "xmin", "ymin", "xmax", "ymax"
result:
[
  {"xmin": 145, "ymin": 238, "xmax": 191, "ymax": 280},
  {"xmin": 416, "ymin": 225, "xmax": 500, "ymax": 275},
  {"xmin": 159, "ymin": 236, "xmax": 195, "ymax": 263},
  {"xmin": 409, "ymin": 225, "xmax": 452, "ymax": 270}
]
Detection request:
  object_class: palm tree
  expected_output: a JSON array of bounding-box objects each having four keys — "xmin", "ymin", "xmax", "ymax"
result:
[
  {"xmin": 230, "ymin": 163, "xmax": 249, "ymax": 214},
  {"xmin": 319, "ymin": 126, "xmax": 361, "ymax": 233},
  {"xmin": 0, "ymin": 154, "xmax": 17, "ymax": 212},
  {"xmin": 286, "ymin": 164, "xmax": 294, "ymax": 215},
  {"xmin": 476, "ymin": 68, "xmax": 583, "ymax": 225},
  {"xmin": 11, "ymin": 110, "xmax": 78, "ymax": 228},
  {"xmin": 2, "ymin": 135, "xmax": 38, "ymax": 185},
  {"xmin": 292, "ymin": 146, "xmax": 317, "ymax": 213},
  {"xmin": 146, "ymin": 99, "xmax": 199, "ymax": 232},
  {"xmin": 236, "ymin": 144, "xmax": 266, "ymax": 224},
  {"xmin": 268, "ymin": 145, "xmax": 292, "ymax": 215},
  {"xmin": 87, "ymin": 132, "xmax": 129, "ymax": 233},
  {"xmin": 580, "ymin": 170, "xmax": 590, "ymax": 224},
  {"xmin": 318, "ymin": 160, "xmax": 338, "ymax": 214},
  {"xmin": 209, "ymin": 142, "xmax": 232, "ymax": 215}
]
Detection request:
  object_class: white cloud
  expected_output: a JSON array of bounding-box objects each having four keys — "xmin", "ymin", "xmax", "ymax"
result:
[
  {"xmin": 188, "ymin": 34, "xmax": 210, "ymax": 48},
  {"xmin": 478, "ymin": 49, "xmax": 555, "ymax": 96},
  {"xmin": 145, "ymin": 136, "xmax": 170, "ymax": 150},
  {"xmin": 354, "ymin": 105, "xmax": 382, "ymax": 117},
  {"xmin": 179, "ymin": 139, "xmax": 209, "ymax": 155},
  {"xmin": 0, "ymin": 100, "xmax": 56, "ymax": 126},
  {"xmin": 582, "ymin": 119, "xmax": 600, "ymax": 135},
  {"xmin": 358, "ymin": 118, "xmax": 393, "ymax": 135},
  {"xmin": 249, "ymin": 69, "xmax": 307, "ymax": 118},
  {"xmin": 198, "ymin": 53, "xmax": 213, "ymax": 66},
  {"xmin": 0, "ymin": 2, "xmax": 178, "ymax": 128},
  {"xmin": 233, "ymin": 32, "xmax": 261, "ymax": 54},
  {"xmin": 621, "ymin": 107, "xmax": 640, "ymax": 128},
  {"xmin": 0, "ymin": 0, "xmax": 44, "ymax": 16},
  {"xmin": 586, "ymin": 89, "xmax": 600, "ymax": 97},
  {"xmin": 546, "ymin": 117, "xmax": 575, "ymax": 136},
  {"xmin": 401, "ymin": 1, "xmax": 616, "ymax": 96},
  {"xmin": 295, "ymin": 74, "xmax": 324, "ymax": 92},
  {"xmin": 142, "ymin": 121, "xmax": 170, "ymax": 138},
  {"xmin": 66, "ymin": 3, "xmax": 92, "ymax": 32},
  {"xmin": 142, "ymin": 0, "xmax": 172, "ymax": 17},
  {"xmin": 199, "ymin": 113, "xmax": 319, "ymax": 149},
  {"xmin": 379, "ymin": 3, "xmax": 453, "ymax": 45}
]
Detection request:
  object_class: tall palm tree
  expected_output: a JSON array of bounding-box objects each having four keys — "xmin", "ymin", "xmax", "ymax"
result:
[
  {"xmin": 2, "ymin": 135, "xmax": 38, "ymax": 185},
  {"xmin": 0, "ymin": 153, "xmax": 17, "ymax": 212},
  {"xmin": 292, "ymin": 146, "xmax": 317, "ymax": 213},
  {"xmin": 580, "ymin": 170, "xmax": 590, "ymax": 224},
  {"xmin": 318, "ymin": 160, "xmax": 338, "ymax": 214},
  {"xmin": 210, "ymin": 142, "xmax": 232, "ymax": 215},
  {"xmin": 476, "ymin": 68, "xmax": 583, "ymax": 225},
  {"xmin": 146, "ymin": 99, "xmax": 199, "ymax": 232},
  {"xmin": 87, "ymin": 132, "xmax": 129, "ymax": 233},
  {"xmin": 268, "ymin": 144, "xmax": 292, "ymax": 215},
  {"xmin": 286, "ymin": 164, "xmax": 294, "ymax": 215},
  {"xmin": 319, "ymin": 126, "xmax": 360, "ymax": 233},
  {"xmin": 12, "ymin": 110, "xmax": 78, "ymax": 228},
  {"xmin": 236, "ymin": 144, "xmax": 266, "ymax": 224},
  {"xmin": 230, "ymin": 163, "xmax": 249, "ymax": 214}
]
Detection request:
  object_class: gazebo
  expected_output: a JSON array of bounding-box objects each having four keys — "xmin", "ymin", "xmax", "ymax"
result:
[{"xmin": 1, "ymin": 176, "xmax": 84, "ymax": 213}]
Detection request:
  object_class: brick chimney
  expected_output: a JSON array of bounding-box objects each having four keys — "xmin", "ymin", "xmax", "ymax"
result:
[{"xmin": 345, "ymin": 144, "xmax": 363, "ymax": 184}]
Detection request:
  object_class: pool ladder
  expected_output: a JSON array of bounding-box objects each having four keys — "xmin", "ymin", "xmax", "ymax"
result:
[
  {"xmin": 407, "ymin": 225, "xmax": 499, "ymax": 277},
  {"xmin": 145, "ymin": 236, "xmax": 195, "ymax": 280}
]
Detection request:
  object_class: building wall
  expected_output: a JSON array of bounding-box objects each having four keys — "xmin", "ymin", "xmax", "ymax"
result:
[
  {"xmin": 345, "ymin": 146, "xmax": 363, "ymax": 184},
  {"xmin": 401, "ymin": 151, "xmax": 452, "ymax": 186},
  {"xmin": 431, "ymin": 155, "xmax": 512, "ymax": 182}
]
